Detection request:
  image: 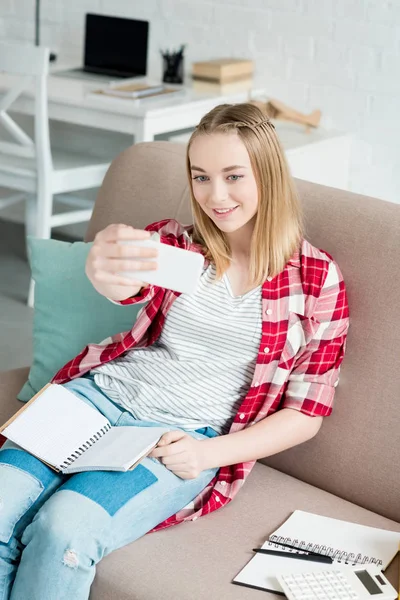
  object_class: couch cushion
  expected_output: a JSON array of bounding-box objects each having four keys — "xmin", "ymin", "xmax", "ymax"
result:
[
  {"xmin": 90, "ymin": 462, "xmax": 400, "ymax": 600},
  {"xmin": 85, "ymin": 142, "xmax": 189, "ymax": 241},
  {"xmin": 18, "ymin": 238, "xmax": 144, "ymax": 401},
  {"xmin": 263, "ymin": 180, "xmax": 400, "ymax": 523}
]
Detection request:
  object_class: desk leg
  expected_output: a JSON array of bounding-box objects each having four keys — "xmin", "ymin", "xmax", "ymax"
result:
[{"xmin": 134, "ymin": 120, "xmax": 155, "ymax": 144}]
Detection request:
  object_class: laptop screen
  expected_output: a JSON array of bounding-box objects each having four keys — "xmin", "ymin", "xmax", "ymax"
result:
[{"xmin": 84, "ymin": 14, "xmax": 149, "ymax": 77}]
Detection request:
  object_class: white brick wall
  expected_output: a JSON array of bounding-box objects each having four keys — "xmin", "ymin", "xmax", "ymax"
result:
[{"xmin": 1, "ymin": 0, "xmax": 399, "ymax": 203}]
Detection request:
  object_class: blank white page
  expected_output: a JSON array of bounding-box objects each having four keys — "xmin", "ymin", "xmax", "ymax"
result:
[
  {"xmin": 65, "ymin": 426, "xmax": 169, "ymax": 473},
  {"xmin": 268, "ymin": 510, "xmax": 400, "ymax": 569},
  {"xmin": 3, "ymin": 384, "xmax": 109, "ymax": 469}
]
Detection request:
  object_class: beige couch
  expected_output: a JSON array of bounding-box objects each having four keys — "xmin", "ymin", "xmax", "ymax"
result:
[{"xmin": 1, "ymin": 142, "xmax": 399, "ymax": 599}]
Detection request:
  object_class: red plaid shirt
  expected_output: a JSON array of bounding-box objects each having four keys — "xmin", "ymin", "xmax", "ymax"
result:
[{"xmin": 53, "ymin": 219, "xmax": 349, "ymax": 532}]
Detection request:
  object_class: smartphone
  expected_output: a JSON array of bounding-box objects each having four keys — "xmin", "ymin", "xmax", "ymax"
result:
[{"xmin": 122, "ymin": 239, "xmax": 205, "ymax": 295}]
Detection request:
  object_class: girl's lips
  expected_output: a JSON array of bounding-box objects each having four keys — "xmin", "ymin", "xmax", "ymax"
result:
[{"xmin": 212, "ymin": 206, "xmax": 239, "ymax": 219}]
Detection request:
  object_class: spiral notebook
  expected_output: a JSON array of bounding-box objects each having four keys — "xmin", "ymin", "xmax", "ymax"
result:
[
  {"xmin": 0, "ymin": 384, "xmax": 169, "ymax": 474},
  {"xmin": 233, "ymin": 510, "xmax": 400, "ymax": 594}
]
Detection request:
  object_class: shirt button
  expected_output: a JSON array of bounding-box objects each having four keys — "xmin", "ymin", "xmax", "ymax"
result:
[
  {"xmin": 255, "ymin": 381, "xmax": 260, "ymax": 386},
  {"xmin": 220, "ymin": 481, "xmax": 227, "ymax": 486},
  {"xmin": 192, "ymin": 516, "xmax": 198, "ymax": 521},
  {"xmin": 215, "ymin": 496, "xmax": 221, "ymax": 502},
  {"xmin": 239, "ymin": 413, "xmax": 245, "ymax": 419},
  {"xmin": 266, "ymin": 308, "xmax": 272, "ymax": 315},
  {"xmin": 264, "ymin": 347, "xmax": 270, "ymax": 353},
  {"xmin": 267, "ymin": 276, "xmax": 273, "ymax": 281}
]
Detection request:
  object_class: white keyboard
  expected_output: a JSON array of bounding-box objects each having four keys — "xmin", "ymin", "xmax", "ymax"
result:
[
  {"xmin": 277, "ymin": 570, "xmax": 359, "ymax": 600},
  {"xmin": 276, "ymin": 566, "xmax": 397, "ymax": 600}
]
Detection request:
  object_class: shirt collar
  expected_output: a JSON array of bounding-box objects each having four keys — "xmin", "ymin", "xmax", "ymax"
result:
[{"xmin": 288, "ymin": 249, "xmax": 301, "ymax": 268}]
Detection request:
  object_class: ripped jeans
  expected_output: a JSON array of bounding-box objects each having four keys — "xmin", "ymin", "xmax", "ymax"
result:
[{"xmin": 0, "ymin": 376, "xmax": 219, "ymax": 600}]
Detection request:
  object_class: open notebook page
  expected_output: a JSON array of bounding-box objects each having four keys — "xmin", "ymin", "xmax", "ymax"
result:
[
  {"xmin": 268, "ymin": 510, "xmax": 400, "ymax": 569},
  {"xmin": 64, "ymin": 426, "xmax": 170, "ymax": 473},
  {"xmin": 3, "ymin": 384, "xmax": 109, "ymax": 469}
]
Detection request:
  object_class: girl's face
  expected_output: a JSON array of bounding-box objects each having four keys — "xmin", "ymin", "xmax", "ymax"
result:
[{"xmin": 189, "ymin": 132, "xmax": 259, "ymax": 236}]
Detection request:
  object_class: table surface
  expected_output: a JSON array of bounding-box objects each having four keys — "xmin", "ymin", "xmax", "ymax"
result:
[
  {"xmin": 0, "ymin": 65, "xmax": 266, "ymax": 118},
  {"xmin": 270, "ymin": 121, "xmax": 352, "ymax": 150},
  {"xmin": 0, "ymin": 64, "xmax": 351, "ymax": 147}
]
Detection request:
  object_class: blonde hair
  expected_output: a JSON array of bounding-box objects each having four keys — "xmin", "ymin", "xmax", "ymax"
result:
[{"xmin": 186, "ymin": 103, "xmax": 304, "ymax": 286}]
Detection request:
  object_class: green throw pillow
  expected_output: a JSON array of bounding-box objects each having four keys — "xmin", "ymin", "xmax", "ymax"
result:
[{"xmin": 18, "ymin": 238, "xmax": 144, "ymax": 401}]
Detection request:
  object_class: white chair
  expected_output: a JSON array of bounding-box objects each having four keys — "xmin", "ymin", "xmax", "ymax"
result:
[{"xmin": 0, "ymin": 42, "xmax": 112, "ymax": 241}]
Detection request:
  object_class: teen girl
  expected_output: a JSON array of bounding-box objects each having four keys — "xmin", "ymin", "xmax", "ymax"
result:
[{"xmin": 0, "ymin": 102, "xmax": 349, "ymax": 599}]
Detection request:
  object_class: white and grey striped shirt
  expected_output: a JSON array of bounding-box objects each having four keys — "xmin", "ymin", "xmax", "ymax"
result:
[{"xmin": 92, "ymin": 263, "xmax": 262, "ymax": 434}]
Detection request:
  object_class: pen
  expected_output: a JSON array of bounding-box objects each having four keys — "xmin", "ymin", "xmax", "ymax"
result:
[{"xmin": 252, "ymin": 548, "xmax": 333, "ymax": 564}]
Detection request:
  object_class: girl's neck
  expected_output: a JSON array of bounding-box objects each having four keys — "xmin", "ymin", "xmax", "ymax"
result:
[
  {"xmin": 229, "ymin": 238, "xmax": 252, "ymax": 269},
  {"xmin": 226, "ymin": 223, "xmax": 254, "ymax": 264},
  {"xmin": 230, "ymin": 251, "xmax": 250, "ymax": 268}
]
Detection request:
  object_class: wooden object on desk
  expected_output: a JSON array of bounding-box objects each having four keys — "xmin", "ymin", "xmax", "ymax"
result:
[
  {"xmin": 251, "ymin": 98, "xmax": 322, "ymax": 132},
  {"xmin": 192, "ymin": 58, "xmax": 254, "ymax": 83},
  {"xmin": 192, "ymin": 77, "xmax": 253, "ymax": 95}
]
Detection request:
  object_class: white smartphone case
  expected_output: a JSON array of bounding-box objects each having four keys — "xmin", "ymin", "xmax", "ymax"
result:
[{"xmin": 122, "ymin": 239, "xmax": 205, "ymax": 295}]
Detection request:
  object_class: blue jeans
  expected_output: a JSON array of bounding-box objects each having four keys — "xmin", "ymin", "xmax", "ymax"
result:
[{"xmin": 0, "ymin": 376, "xmax": 219, "ymax": 600}]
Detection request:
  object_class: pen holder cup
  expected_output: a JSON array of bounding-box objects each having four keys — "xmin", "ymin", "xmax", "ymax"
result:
[{"xmin": 162, "ymin": 55, "xmax": 184, "ymax": 84}]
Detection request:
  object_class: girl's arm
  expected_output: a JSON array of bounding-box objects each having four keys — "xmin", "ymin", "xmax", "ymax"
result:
[
  {"xmin": 202, "ymin": 408, "xmax": 323, "ymax": 469},
  {"xmin": 151, "ymin": 410, "xmax": 322, "ymax": 479},
  {"xmin": 199, "ymin": 409, "xmax": 322, "ymax": 471}
]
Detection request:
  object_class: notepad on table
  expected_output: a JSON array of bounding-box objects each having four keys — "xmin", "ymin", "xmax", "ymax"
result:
[
  {"xmin": 94, "ymin": 82, "xmax": 183, "ymax": 100},
  {"xmin": 0, "ymin": 384, "xmax": 169, "ymax": 474},
  {"xmin": 233, "ymin": 510, "xmax": 400, "ymax": 594}
]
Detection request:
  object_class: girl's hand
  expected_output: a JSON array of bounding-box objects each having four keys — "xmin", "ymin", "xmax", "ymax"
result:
[
  {"xmin": 149, "ymin": 431, "xmax": 208, "ymax": 479},
  {"xmin": 86, "ymin": 224, "xmax": 158, "ymax": 301}
]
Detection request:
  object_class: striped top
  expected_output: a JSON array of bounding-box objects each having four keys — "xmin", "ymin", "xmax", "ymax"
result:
[{"xmin": 92, "ymin": 263, "xmax": 262, "ymax": 434}]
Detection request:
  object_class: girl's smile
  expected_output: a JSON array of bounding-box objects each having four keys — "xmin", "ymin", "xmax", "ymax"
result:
[{"xmin": 212, "ymin": 205, "xmax": 239, "ymax": 218}]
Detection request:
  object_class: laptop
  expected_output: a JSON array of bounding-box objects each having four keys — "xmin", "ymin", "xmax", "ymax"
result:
[{"xmin": 55, "ymin": 14, "xmax": 149, "ymax": 81}]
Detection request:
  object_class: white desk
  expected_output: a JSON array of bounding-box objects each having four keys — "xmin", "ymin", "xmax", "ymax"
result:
[
  {"xmin": 0, "ymin": 67, "xmax": 353, "ymax": 233},
  {"xmin": 0, "ymin": 71, "xmax": 264, "ymax": 143},
  {"xmin": 270, "ymin": 121, "xmax": 353, "ymax": 190}
]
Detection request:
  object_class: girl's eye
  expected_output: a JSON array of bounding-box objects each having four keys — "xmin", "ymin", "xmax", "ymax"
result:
[
  {"xmin": 227, "ymin": 175, "xmax": 243, "ymax": 181},
  {"xmin": 193, "ymin": 175, "xmax": 208, "ymax": 183}
]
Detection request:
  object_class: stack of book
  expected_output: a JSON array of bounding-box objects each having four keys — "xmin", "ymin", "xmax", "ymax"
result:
[{"xmin": 191, "ymin": 58, "xmax": 254, "ymax": 95}]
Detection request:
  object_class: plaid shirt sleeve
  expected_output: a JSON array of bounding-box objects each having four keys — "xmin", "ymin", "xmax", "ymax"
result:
[
  {"xmin": 114, "ymin": 283, "xmax": 156, "ymax": 306},
  {"xmin": 282, "ymin": 259, "xmax": 350, "ymax": 417}
]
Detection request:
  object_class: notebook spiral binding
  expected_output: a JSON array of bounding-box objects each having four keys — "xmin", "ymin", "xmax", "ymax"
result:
[
  {"xmin": 59, "ymin": 423, "xmax": 112, "ymax": 470},
  {"xmin": 268, "ymin": 535, "xmax": 383, "ymax": 568}
]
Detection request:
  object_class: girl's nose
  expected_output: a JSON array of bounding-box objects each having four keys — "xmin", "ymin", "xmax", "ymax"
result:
[{"xmin": 210, "ymin": 180, "xmax": 229, "ymax": 204}]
